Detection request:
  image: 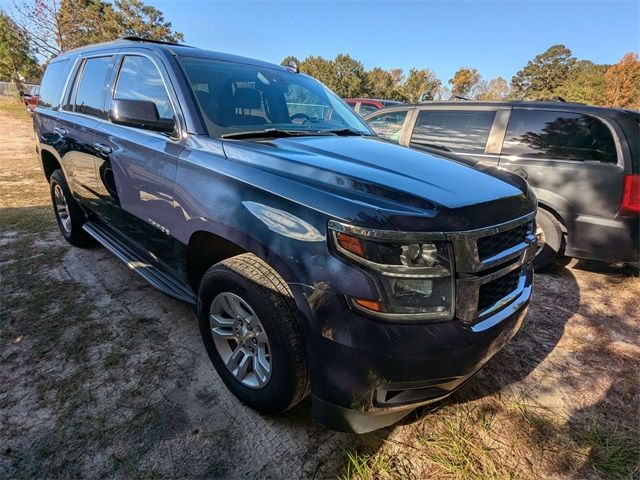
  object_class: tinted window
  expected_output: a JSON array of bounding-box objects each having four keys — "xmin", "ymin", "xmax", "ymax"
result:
[
  {"xmin": 410, "ymin": 110, "xmax": 495, "ymax": 154},
  {"xmin": 114, "ymin": 56, "xmax": 175, "ymax": 121},
  {"xmin": 367, "ymin": 110, "xmax": 408, "ymax": 143},
  {"xmin": 38, "ymin": 60, "xmax": 69, "ymax": 108},
  {"xmin": 178, "ymin": 56, "xmax": 371, "ymax": 138},
  {"xmin": 502, "ymin": 110, "xmax": 617, "ymax": 162},
  {"xmin": 73, "ymin": 56, "xmax": 112, "ymax": 118}
]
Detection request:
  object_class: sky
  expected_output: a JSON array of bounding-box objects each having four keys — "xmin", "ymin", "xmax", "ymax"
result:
[{"xmin": 2, "ymin": 0, "xmax": 639, "ymax": 82}]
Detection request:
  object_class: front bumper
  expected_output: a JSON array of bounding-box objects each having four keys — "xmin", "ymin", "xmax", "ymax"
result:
[{"xmin": 296, "ymin": 262, "xmax": 533, "ymax": 433}]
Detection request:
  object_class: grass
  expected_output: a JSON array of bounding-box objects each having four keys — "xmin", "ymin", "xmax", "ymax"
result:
[
  {"xmin": 580, "ymin": 422, "xmax": 640, "ymax": 479},
  {"xmin": 340, "ymin": 450, "xmax": 392, "ymax": 480},
  {"xmin": 0, "ymin": 97, "xmax": 29, "ymax": 118}
]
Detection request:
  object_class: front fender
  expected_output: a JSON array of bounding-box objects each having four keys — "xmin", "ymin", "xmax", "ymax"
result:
[{"xmin": 173, "ymin": 140, "xmax": 379, "ymax": 300}]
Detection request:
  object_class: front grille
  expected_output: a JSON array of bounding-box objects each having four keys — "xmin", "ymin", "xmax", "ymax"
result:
[
  {"xmin": 477, "ymin": 222, "xmax": 532, "ymax": 261},
  {"xmin": 477, "ymin": 269, "xmax": 521, "ymax": 313}
]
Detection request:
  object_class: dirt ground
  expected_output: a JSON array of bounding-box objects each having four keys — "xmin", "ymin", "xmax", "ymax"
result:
[{"xmin": 1, "ymin": 99, "xmax": 638, "ymax": 479}]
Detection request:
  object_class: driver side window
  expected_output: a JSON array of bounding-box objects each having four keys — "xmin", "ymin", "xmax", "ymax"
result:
[
  {"xmin": 284, "ymin": 84, "xmax": 328, "ymax": 121},
  {"xmin": 114, "ymin": 55, "xmax": 175, "ymax": 122}
]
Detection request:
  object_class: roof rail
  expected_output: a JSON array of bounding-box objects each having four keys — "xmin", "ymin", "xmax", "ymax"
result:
[{"xmin": 118, "ymin": 36, "xmax": 189, "ymax": 47}]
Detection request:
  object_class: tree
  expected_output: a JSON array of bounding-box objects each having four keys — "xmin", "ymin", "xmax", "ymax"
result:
[
  {"xmin": 299, "ymin": 55, "xmax": 337, "ymax": 90},
  {"xmin": 331, "ymin": 54, "xmax": 367, "ymax": 98},
  {"xmin": 604, "ymin": 52, "xmax": 640, "ymax": 109},
  {"xmin": 114, "ymin": 0, "xmax": 183, "ymax": 42},
  {"xmin": 366, "ymin": 67, "xmax": 405, "ymax": 100},
  {"xmin": 555, "ymin": 60, "xmax": 607, "ymax": 105},
  {"xmin": 8, "ymin": 0, "xmax": 183, "ymax": 58},
  {"xmin": 402, "ymin": 68, "xmax": 440, "ymax": 102},
  {"xmin": 475, "ymin": 76, "xmax": 510, "ymax": 100},
  {"xmin": 449, "ymin": 67, "xmax": 480, "ymax": 98},
  {"xmin": 0, "ymin": 11, "xmax": 40, "ymax": 90},
  {"xmin": 512, "ymin": 44, "xmax": 576, "ymax": 100},
  {"xmin": 58, "ymin": 0, "xmax": 120, "ymax": 51}
]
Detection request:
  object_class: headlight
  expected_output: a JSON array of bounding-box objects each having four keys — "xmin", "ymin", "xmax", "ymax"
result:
[{"xmin": 328, "ymin": 221, "xmax": 455, "ymax": 322}]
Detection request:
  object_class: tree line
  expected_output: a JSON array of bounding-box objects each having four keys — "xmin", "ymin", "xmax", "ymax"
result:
[
  {"xmin": 1, "ymin": 0, "xmax": 182, "ymax": 90},
  {"xmin": 1, "ymin": 1, "xmax": 638, "ymax": 110},
  {"xmin": 284, "ymin": 45, "xmax": 639, "ymax": 109}
]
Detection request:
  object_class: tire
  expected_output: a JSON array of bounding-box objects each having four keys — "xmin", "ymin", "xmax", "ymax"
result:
[
  {"xmin": 49, "ymin": 169, "xmax": 94, "ymax": 247},
  {"xmin": 534, "ymin": 208, "xmax": 564, "ymax": 270},
  {"xmin": 197, "ymin": 253, "xmax": 310, "ymax": 414}
]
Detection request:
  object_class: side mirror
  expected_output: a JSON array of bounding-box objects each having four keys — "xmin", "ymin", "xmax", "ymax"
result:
[{"xmin": 109, "ymin": 99, "xmax": 175, "ymax": 133}]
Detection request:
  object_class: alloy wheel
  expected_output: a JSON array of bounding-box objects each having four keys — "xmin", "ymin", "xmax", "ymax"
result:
[
  {"xmin": 209, "ymin": 292, "xmax": 272, "ymax": 389},
  {"xmin": 53, "ymin": 183, "xmax": 71, "ymax": 234}
]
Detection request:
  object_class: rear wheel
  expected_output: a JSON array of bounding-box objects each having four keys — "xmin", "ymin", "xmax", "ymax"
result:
[
  {"xmin": 49, "ymin": 169, "xmax": 94, "ymax": 247},
  {"xmin": 534, "ymin": 208, "xmax": 565, "ymax": 270},
  {"xmin": 197, "ymin": 253, "xmax": 309, "ymax": 413}
]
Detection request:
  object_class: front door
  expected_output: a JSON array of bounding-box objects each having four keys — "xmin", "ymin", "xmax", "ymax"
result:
[{"xmin": 93, "ymin": 52, "xmax": 185, "ymax": 274}]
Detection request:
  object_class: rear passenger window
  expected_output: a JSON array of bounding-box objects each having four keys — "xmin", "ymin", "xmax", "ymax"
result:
[
  {"xmin": 38, "ymin": 60, "xmax": 69, "ymax": 109},
  {"xmin": 502, "ymin": 110, "xmax": 617, "ymax": 163},
  {"xmin": 410, "ymin": 110, "xmax": 495, "ymax": 154},
  {"xmin": 72, "ymin": 56, "xmax": 112, "ymax": 118},
  {"xmin": 114, "ymin": 56, "xmax": 175, "ymax": 121}
]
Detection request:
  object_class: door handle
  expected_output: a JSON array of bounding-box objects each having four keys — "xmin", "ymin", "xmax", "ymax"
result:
[
  {"xmin": 53, "ymin": 127, "xmax": 67, "ymax": 137},
  {"xmin": 94, "ymin": 143, "xmax": 113, "ymax": 155}
]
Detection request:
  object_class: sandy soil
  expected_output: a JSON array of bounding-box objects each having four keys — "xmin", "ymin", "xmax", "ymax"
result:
[{"xmin": 1, "ymin": 100, "xmax": 638, "ymax": 479}]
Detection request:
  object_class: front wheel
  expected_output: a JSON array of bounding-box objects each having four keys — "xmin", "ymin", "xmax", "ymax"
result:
[
  {"xmin": 534, "ymin": 209, "xmax": 565, "ymax": 270},
  {"xmin": 197, "ymin": 253, "xmax": 309, "ymax": 413}
]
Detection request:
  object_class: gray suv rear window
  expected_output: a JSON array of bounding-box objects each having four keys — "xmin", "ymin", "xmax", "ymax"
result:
[
  {"xmin": 502, "ymin": 110, "xmax": 617, "ymax": 163},
  {"xmin": 38, "ymin": 60, "xmax": 69, "ymax": 109},
  {"xmin": 410, "ymin": 110, "xmax": 495, "ymax": 154}
]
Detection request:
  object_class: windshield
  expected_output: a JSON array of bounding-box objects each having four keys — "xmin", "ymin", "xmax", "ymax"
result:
[{"xmin": 178, "ymin": 56, "xmax": 373, "ymax": 138}]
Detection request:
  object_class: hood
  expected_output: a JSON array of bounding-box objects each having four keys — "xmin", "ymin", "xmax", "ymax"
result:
[{"xmin": 221, "ymin": 135, "xmax": 535, "ymax": 231}]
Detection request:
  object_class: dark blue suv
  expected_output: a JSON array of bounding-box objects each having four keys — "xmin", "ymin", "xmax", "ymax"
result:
[{"xmin": 34, "ymin": 38, "xmax": 537, "ymax": 432}]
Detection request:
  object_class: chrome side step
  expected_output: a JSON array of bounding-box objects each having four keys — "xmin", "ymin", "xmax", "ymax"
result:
[{"xmin": 83, "ymin": 221, "xmax": 196, "ymax": 305}]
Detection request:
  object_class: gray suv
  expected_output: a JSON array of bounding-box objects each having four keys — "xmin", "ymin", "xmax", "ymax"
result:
[{"xmin": 365, "ymin": 102, "xmax": 639, "ymax": 268}]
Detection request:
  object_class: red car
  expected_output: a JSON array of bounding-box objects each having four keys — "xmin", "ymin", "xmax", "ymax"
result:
[
  {"xmin": 22, "ymin": 86, "xmax": 40, "ymax": 114},
  {"xmin": 344, "ymin": 98, "xmax": 403, "ymax": 117}
]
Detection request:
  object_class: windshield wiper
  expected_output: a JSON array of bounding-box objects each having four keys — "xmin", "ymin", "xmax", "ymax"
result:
[
  {"xmin": 319, "ymin": 128, "xmax": 366, "ymax": 136},
  {"xmin": 221, "ymin": 128, "xmax": 334, "ymax": 140}
]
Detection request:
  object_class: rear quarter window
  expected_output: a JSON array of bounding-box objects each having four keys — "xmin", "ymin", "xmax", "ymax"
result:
[
  {"xmin": 502, "ymin": 110, "xmax": 617, "ymax": 163},
  {"xmin": 38, "ymin": 60, "xmax": 69, "ymax": 109}
]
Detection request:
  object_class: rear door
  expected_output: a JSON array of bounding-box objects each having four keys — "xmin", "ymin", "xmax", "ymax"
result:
[
  {"xmin": 498, "ymin": 108, "xmax": 625, "ymax": 221},
  {"xmin": 93, "ymin": 50, "xmax": 185, "ymax": 273},
  {"xmin": 56, "ymin": 54, "xmax": 116, "ymax": 205},
  {"xmin": 407, "ymin": 106, "xmax": 507, "ymax": 164}
]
